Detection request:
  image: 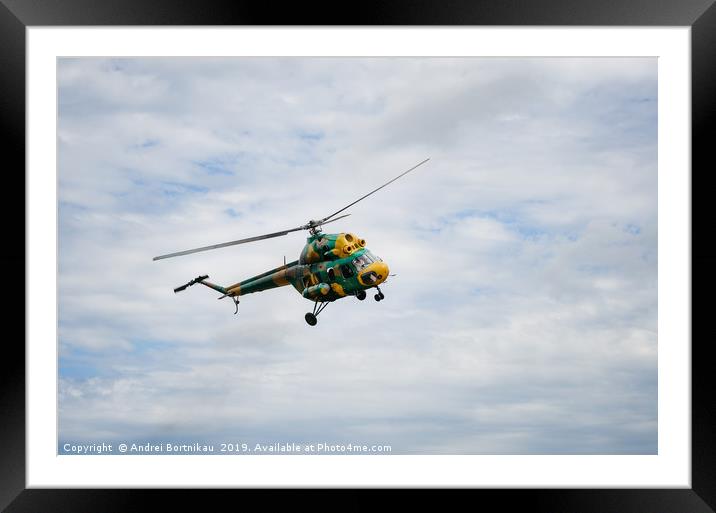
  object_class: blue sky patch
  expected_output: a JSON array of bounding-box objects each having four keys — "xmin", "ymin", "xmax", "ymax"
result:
[
  {"xmin": 298, "ymin": 130, "xmax": 325, "ymax": 141},
  {"xmin": 194, "ymin": 159, "xmax": 235, "ymax": 176},
  {"xmin": 160, "ymin": 182, "xmax": 209, "ymax": 196}
]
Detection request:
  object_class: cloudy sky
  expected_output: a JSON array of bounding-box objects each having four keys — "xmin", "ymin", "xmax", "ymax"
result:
[{"xmin": 57, "ymin": 57, "xmax": 657, "ymax": 454}]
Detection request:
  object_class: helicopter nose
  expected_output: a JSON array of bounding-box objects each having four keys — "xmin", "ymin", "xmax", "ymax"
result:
[
  {"xmin": 373, "ymin": 262, "xmax": 389, "ymax": 283},
  {"xmin": 357, "ymin": 261, "xmax": 390, "ymax": 287}
]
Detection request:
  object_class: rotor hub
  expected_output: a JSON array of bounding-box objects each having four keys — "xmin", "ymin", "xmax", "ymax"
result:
[{"xmin": 306, "ymin": 220, "xmax": 323, "ymax": 235}]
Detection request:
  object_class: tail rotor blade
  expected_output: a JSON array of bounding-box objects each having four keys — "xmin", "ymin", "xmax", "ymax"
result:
[{"xmin": 174, "ymin": 274, "xmax": 209, "ymax": 293}]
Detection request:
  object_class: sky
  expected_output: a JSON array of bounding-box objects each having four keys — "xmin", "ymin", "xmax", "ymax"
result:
[{"xmin": 57, "ymin": 57, "xmax": 657, "ymax": 454}]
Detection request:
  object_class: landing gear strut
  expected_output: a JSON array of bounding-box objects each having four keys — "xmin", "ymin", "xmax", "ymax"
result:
[
  {"xmin": 305, "ymin": 300, "xmax": 329, "ymax": 326},
  {"xmin": 374, "ymin": 285, "xmax": 385, "ymax": 302}
]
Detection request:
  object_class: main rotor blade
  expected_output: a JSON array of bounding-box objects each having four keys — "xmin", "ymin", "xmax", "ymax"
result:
[
  {"xmin": 320, "ymin": 157, "xmax": 430, "ymax": 223},
  {"xmin": 315, "ymin": 213, "xmax": 351, "ymax": 227},
  {"xmin": 153, "ymin": 158, "xmax": 420, "ymax": 262},
  {"xmin": 153, "ymin": 226, "xmax": 305, "ymax": 261},
  {"xmin": 153, "ymin": 213, "xmax": 353, "ymax": 262}
]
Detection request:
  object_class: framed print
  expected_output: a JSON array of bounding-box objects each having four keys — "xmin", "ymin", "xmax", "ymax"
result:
[{"xmin": 3, "ymin": 0, "xmax": 715, "ymax": 511}]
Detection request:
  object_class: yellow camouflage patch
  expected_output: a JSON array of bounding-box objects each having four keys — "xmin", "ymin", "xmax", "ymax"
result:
[
  {"xmin": 330, "ymin": 282, "xmax": 347, "ymax": 297},
  {"xmin": 333, "ymin": 232, "xmax": 364, "ymax": 257},
  {"xmin": 272, "ymin": 269, "xmax": 290, "ymax": 286}
]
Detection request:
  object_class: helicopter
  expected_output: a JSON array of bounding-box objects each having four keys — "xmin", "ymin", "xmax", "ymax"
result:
[{"xmin": 153, "ymin": 158, "xmax": 430, "ymax": 326}]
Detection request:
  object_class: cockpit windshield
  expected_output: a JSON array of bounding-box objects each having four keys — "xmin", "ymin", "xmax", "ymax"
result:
[
  {"xmin": 353, "ymin": 254, "xmax": 371, "ymax": 271},
  {"xmin": 353, "ymin": 250, "xmax": 381, "ymax": 271}
]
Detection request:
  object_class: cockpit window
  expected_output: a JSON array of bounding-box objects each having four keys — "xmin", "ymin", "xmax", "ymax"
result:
[
  {"xmin": 353, "ymin": 254, "xmax": 373, "ymax": 271},
  {"xmin": 340, "ymin": 264, "xmax": 354, "ymax": 278},
  {"xmin": 360, "ymin": 271, "xmax": 380, "ymax": 284},
  {"xmin": 364, "ymin": 250, "xmax": 382, "ymax": 262}
]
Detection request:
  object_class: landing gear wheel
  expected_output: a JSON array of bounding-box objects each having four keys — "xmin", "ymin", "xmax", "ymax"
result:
[
  {"xmin": 306, "ymin": 300, "xmax": 329, "ymax": 325},
  {"xmin": 374, "ymin": 286, "xmax": 385, "ymax": 302},
  {"xmin": 356, "ymin": 290, "xmax": 366, "ymax": 301}
]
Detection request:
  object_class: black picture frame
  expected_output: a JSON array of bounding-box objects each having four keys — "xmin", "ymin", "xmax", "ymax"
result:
[{"xmin": 2, "ymin": 1, "xmax": 714, "ymax": 511}]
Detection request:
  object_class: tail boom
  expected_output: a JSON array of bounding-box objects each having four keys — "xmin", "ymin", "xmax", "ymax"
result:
[{"xmin": 225, "ymin": 260, "xmax": 304, "ymax": 297}]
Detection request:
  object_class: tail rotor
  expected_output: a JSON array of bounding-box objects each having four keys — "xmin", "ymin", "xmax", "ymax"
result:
[{"xmin": 174, "ymin": 275, "xmax": 209, "ymax": 293}]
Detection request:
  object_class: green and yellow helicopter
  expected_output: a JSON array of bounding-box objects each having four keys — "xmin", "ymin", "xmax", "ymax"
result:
[{"xmin": 153, "ymin": 158, "xmax": 430, "ymax": 326}]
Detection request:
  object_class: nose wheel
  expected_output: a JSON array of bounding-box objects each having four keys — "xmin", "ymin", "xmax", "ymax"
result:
[{"xmin": 374, "ymin": 286, "xmax": 385, "ymax": 302}]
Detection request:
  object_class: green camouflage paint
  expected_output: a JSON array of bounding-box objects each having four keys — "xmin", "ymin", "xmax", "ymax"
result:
[{"xmin": 198, "ymin": 232, "xmax": 389, "ymax": 303}]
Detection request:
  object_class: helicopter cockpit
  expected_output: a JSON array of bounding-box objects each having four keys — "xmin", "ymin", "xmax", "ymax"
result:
[
  {"xmin": 353, "ymin": 249, "xmax": 388, "ymax": 287},
  {"xmin": 352, "ymin": 249, "xmax": 382, "ymax": 271}
]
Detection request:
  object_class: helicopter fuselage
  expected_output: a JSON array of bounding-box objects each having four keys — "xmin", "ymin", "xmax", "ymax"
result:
[{"xmin": 216, "ymin": 232, "xmax": 389, "ymax": 303}]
